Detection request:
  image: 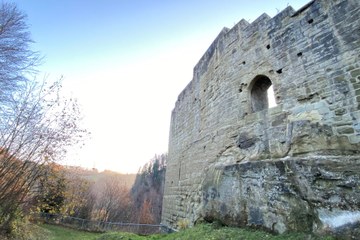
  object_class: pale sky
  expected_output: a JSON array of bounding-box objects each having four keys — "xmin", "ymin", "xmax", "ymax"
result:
[{"xmin": 11, "ymin": 0, "xmax": 310, "ymax": 173}]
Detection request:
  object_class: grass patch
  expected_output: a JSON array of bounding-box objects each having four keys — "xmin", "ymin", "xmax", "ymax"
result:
[
  {"xmin": 39, "ymin": 224, "xmax": 101, "ymax": 240},
  {"xmin": 97, "ymin": 223, "xmax": 335, "ymax": 240},
  {"xmin": 39, "ymin": 223, "xmax": 336, "ymax": 240},
  {"xmin": 158, "ymin": 224, "xmax": 335, "ymax": 240},
  {"xmin": 97, "ymin": 231, "xmax": 146, "ymax": 240}
]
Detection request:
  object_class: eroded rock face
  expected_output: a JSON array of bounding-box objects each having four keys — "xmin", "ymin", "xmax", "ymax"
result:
[
  {"xmin": 161, "ymin": 0, "xmax": 360, "ymax": 238},
  {"xmin": 198, "ymin": 156, "xmax": 360, "ymax": 236}
]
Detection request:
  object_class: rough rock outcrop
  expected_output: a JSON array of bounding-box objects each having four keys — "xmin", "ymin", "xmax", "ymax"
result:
[{"xmin": 200, "ymin": 156, "xmax": 360, "ymax": 235}]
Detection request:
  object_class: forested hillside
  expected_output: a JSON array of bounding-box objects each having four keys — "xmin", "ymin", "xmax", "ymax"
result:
[
  {"xmin": 34, "ymin": 156, "xmax": 167, "ymax": 226},
  {"xmin": 1, "ymin": 154, "xmax": 166, "ymax": 239},
  {"xmin": 131, "ymin": 154, "xmax": 167, "ymax": 224}
]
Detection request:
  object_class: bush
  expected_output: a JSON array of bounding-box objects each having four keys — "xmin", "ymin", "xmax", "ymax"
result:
[
  {"xmin": 0, "ymin": 212, "xmax": 49, "ymax": 240},
  {"xmin": 177, "ymin": 219, "xmax": 190, "ymax": 230}
]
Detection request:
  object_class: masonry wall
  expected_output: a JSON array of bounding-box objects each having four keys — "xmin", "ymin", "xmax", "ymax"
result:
[{"xmin": 162, "ymin": 0, "xmax": 360, "ymax": 235}]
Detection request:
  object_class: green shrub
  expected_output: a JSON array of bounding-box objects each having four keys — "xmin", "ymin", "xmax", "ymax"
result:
[
  {"xmin": 0, "ymin": 212, "xmax": 50, "ymax": 240},
  {"xmin": 176, "ymin": 219, "xmax": 190, "ymax": 230}
]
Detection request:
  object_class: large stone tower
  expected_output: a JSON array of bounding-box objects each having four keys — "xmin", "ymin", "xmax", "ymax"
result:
[{"xmin": 162, "ymin": 0, "xmax": 360, "ymax": 236}]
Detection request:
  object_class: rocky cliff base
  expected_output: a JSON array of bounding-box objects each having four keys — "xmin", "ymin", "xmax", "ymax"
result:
[{"xmin": 196, "ymin": 156, "xmax": 360, "ymax": 239}]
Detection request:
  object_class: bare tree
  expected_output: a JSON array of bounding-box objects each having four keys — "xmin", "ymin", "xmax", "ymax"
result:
[
  {"xmin": 92, "ymin": 176, "xmax": 134, "ymax": 223},
  {"xmin": 0, "ymin": 2, "xmax": 87, "ymax": 235},
  {"xmin": 0, "ymin": 2, "xmax": 41, "ymax": 103},
  {"xmin": 60, "ymin": 167, "xmax": 96, "ymax": 219},
  {"xmin": 0, "ymin": 78, "xmax": 87, "ymax": 233}
]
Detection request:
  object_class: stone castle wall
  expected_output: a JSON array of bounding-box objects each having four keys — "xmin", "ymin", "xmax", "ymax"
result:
[{"xmin": 162, "ymin": 0, "xmax": 360, "ymax": 236}]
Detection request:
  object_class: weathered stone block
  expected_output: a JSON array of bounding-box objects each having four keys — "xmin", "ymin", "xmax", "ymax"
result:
[
  {"xmin": 350, "ymin": 69, "xmax": 360, "ymax": 78},
  {"xmin": 334, "ymin": 108, "xmax": 346, "ymax": 116},
  {"xmin": 336, "ymin": 126, "xmax": 355, "ymax": 134}
]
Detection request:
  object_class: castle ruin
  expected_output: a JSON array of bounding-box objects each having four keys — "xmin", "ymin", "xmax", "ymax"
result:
[{"xmin": 162, "ymin": 0, "xmax": 360, "ymax": 236}]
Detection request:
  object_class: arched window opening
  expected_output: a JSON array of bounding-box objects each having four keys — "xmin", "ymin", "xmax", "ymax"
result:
[
  {"xmin": 268, "ymin": 85, "xmax": 277, "ymax": 108},
  {"xmin": 250, "ymin": 75, "xmax": 277, "ymax": 112}
]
